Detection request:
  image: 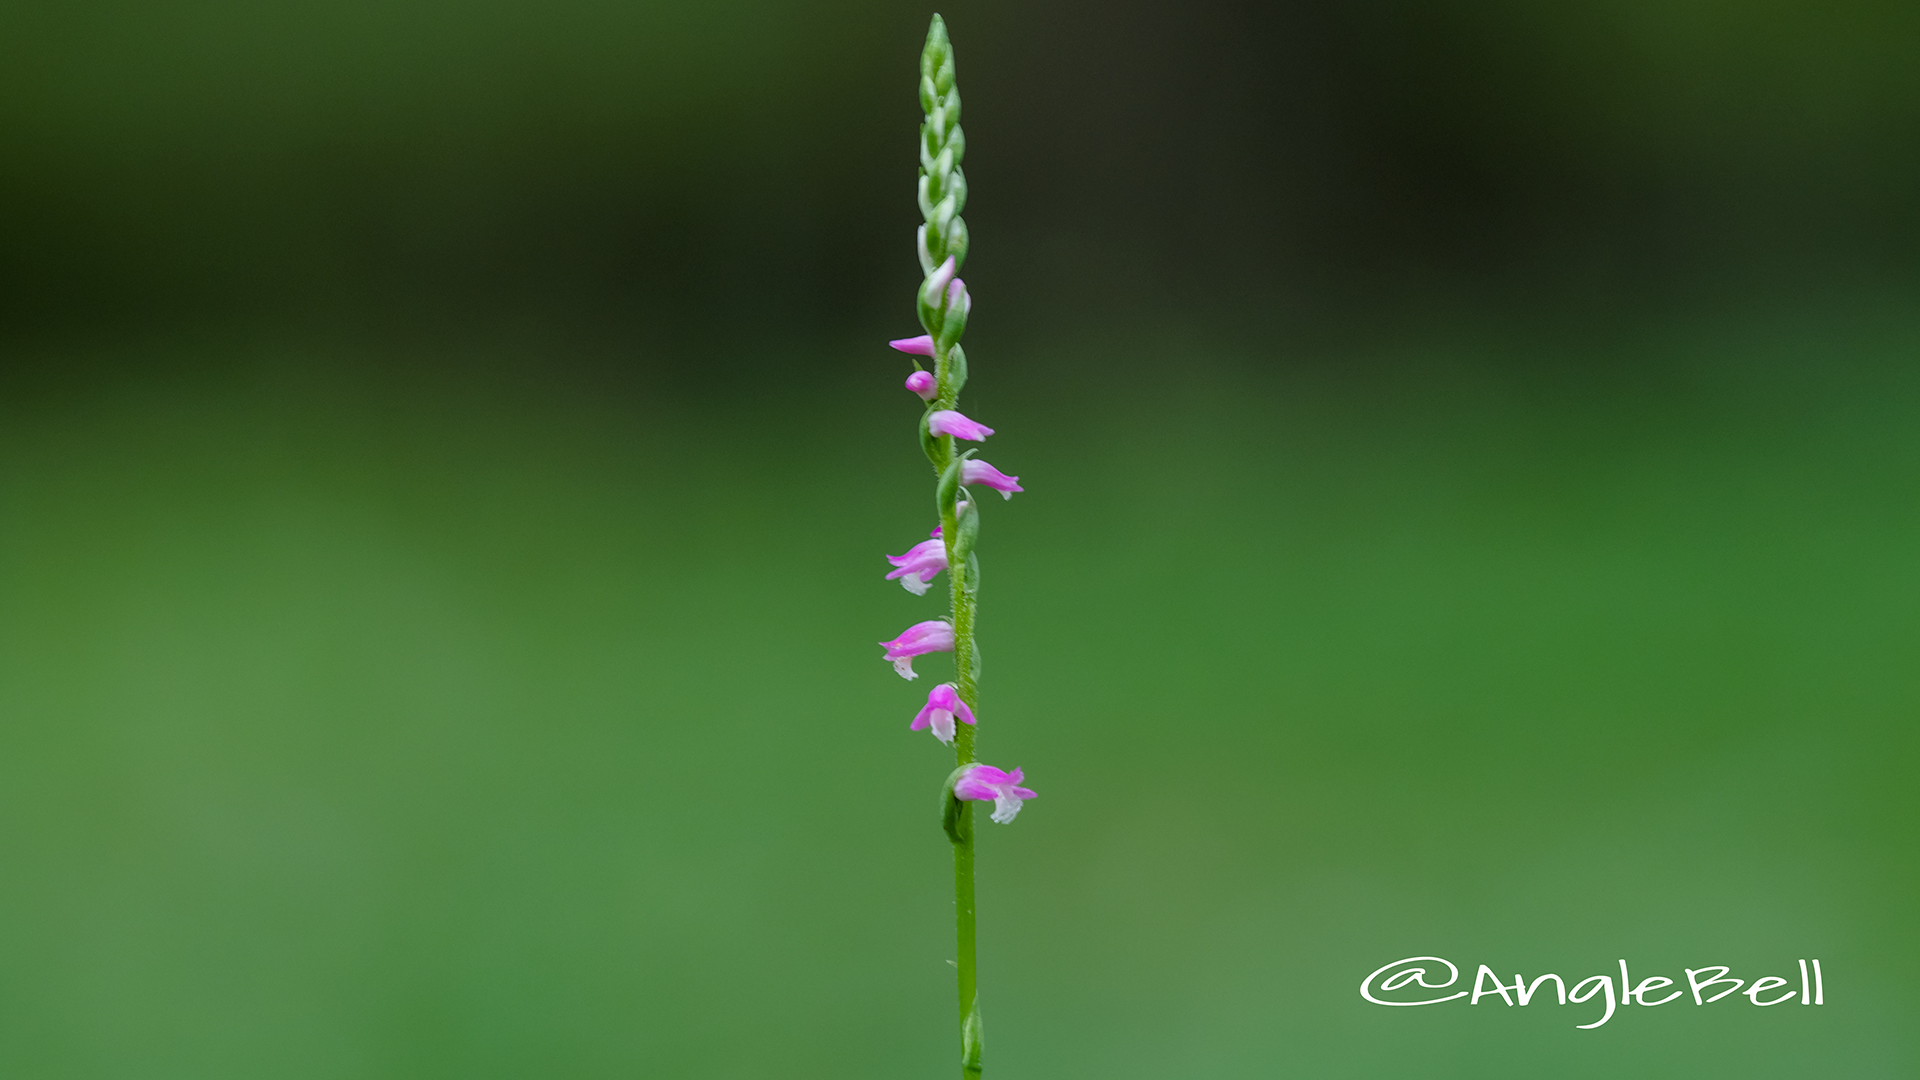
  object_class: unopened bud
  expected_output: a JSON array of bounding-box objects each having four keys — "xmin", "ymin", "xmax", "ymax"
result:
[
  {"xmin": 923, "ymin": 256, "xmax": 958, "ymax": 308},
  {"xmin": 937, "ymin": 278, "xmax": 971, "ymax": 348},
  {"xmin": 916, "ymin": 224, "xmax": 936, "ymax": 276}
]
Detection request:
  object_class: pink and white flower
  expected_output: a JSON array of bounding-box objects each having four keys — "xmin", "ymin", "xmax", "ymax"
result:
[
  {"xmin": 953, "ymin": 764, "xmax": 1036, "ymax": 824},
  {"xmin": 884, "ymin": 537, "xmax": 948, "ymax": 595},
  {"xmin": 878, "ymin": 619, "xmax": 954, "ymax": 680},
  {"xmin": 905, "ymin": 370, "xmax": 938, "ymax": 400},
  {"xmin": 923, "ymin": 256, "xmax": 958, "ymax": 308},
  {"xmin": 928, "ymin": 410, "xmax": 993, "ymax": 441},
  {"xmin": 911, "ymin": 683, "xmax": 976, "ymax": 744},
  {"xmin": 890, "ymin": 335, "xmax": 936, "ymax": 357},
  {"xmin": 961, "ymin": 459, "xmax": 1023, "ymax": 499}
]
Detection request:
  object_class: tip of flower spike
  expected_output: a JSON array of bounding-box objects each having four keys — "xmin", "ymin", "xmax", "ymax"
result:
[
  {"xmin": 923, "ymin": 16, "xmax": 952, "ymax": 76},
  {"xmin": 889, "ymin": 335, "xmax": 936, "ymax": 357}
]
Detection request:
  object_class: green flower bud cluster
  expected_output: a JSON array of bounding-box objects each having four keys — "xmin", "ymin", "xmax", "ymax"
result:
[
  {"xmin": 918, "ymin": 16, "xmax": 969, "ymax": 280},
  {"xmin": 916, "ymin": 15, "xmax": 971, "ymax": 367}
]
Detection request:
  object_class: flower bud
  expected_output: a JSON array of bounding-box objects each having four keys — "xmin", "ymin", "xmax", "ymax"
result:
[
  {"xmin": 936, "ymin": 278, "xmax": 970, "ymax": 349},
  {"xmin": 905, "ymin": 371, "xmax": 937, "ymax": 401},
  {"xmin": 923, "ymin": 256, "xmax": 958, "ymax": 309},
  {"xmin": 916, "ymin": 224, "xmax": 936, "ymax": 276}
]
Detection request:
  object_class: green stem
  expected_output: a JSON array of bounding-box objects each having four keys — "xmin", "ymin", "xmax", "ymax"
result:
[
  {"xmin": 938, "ymin": 343, "xmax": 982, "ymax": 1080},
  {"xmin": 952, "ymin": 803, "xmax": 979, "ymax": 1080}
]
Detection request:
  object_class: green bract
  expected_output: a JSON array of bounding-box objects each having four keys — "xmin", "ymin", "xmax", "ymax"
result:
[
  {"xmin": 917, "ymin": 17, "xmax": 969, "ymax": 339},
  {"xmin": 936, "ymin": 449, "xmax": 971, "ymax": 521},
  {"xmin": 940, "ymin": 764, "xmax": 973, "ymax": 845}
]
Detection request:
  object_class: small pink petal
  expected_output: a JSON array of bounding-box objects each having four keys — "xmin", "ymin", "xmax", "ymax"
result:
[
  {"xmin": 928, "ymin": 410, "xmax": 994, "ymax": 442},
  {"xmin": 960, "ymin": 459, "xmax": 1023, "ymax": 499},
  {"xmin": 889, "ymin": 335, "xmax": 936, "ymax": 357}
]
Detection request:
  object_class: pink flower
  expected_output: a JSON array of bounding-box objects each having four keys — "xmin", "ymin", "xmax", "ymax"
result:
[
  {"xmin": 890, "ymin": 335, "xmax": 936, "ymax": 357},
  {"xmin": 884, "ymin": 537, "xmax": 948, "ymax": 596},
  {"xmin": 961, "ymin": 459, "xmax": 1023, "ymax": 499},
  {"xmin": 953, "ymin": 764, "xmax": 1036, "ymax": 824},
  {"xmin": 928, "ymin": 410, "xmax": 993, "ymax": 441},
  {"xmin": 878, "ymin": 619, "xmax": 954, "ymax": 680},
  {"xmin": 905, "ymin": 371, "xmax": 937, "ymax": 400},
  {"xmin": 911, "ymin": 683, "xmax": 976, "ymax": 744}
]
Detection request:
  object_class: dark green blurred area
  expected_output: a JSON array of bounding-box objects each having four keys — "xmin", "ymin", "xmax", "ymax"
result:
[
  {"xmin": 4, "ymin": 0, "xmax": 1919, "ymax": 332},
  {"xmin": 1, "ymin": 1, "xmax": 1917, "ymax": 1077}
]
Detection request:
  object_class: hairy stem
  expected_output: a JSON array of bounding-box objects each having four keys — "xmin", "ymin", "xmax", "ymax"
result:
[{"xmin": 951, "ymin": 799, "xmax": 979, "ymax": 1080}]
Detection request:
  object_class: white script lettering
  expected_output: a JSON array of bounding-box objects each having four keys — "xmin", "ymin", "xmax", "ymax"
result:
[{"xmin": 1360, "ymin": 957, "xmax": 1826, "ymax": 1029}]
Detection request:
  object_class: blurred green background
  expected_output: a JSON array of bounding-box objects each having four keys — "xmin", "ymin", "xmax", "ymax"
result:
[{"xmin": 2, "ymin": 0, "xmax": 1917, "ymax": 1076}]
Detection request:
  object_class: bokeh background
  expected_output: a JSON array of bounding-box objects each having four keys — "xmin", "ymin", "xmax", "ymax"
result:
[{"xmin": 2, "ymin": 0, "xmax": 1917, "ymax": 1076}]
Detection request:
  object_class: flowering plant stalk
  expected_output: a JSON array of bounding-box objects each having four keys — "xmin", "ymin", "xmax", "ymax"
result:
[{"xmin": 877, "ymin": 16, "xmax": 1033, "ymax": 1079}]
